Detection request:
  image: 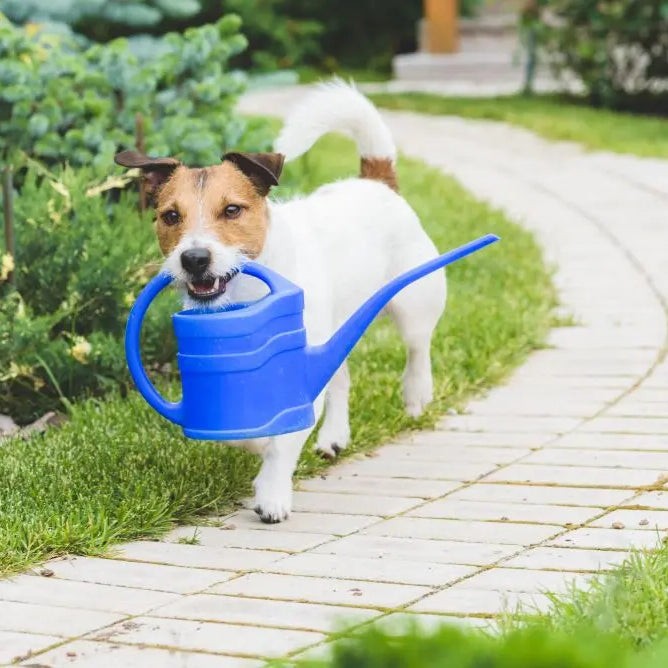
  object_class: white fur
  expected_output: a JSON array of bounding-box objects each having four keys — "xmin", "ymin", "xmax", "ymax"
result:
[
  {"xmin": 275, "ymin": 79, "xmax": 397, "ymax": 161},
  {"xmin": 167, "ymin": 83, "xmax": 447, "ymax": 523}
]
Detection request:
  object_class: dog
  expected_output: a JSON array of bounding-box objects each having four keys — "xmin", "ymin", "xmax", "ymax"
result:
[{"xmin": 115, "ymin": 81, "xmax": 446, "ymax": 523}]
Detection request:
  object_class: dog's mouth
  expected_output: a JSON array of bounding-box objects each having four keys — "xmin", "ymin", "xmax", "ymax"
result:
[{"xmin": 186, "ymin": 270, "xmax": 238, "ymax": 301}]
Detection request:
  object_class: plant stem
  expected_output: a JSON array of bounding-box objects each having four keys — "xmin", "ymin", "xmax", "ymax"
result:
[{"xmin": 2, "ymin": 165, "xmax": 15, "ymax": 288}]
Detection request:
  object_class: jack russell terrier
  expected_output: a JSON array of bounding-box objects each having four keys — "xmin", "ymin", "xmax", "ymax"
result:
[{"xmin": 115, "ymin": 81, "xmax": 446, "ymax": 523}]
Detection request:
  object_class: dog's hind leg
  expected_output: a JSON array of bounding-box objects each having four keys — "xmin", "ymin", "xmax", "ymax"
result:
[
  {"xmin": 387, "ymin": 270, "xmax": 446, "ymax": 418},
  {"xmin": 252, "ymin": 394, "xmax": 325, "ymax": 523},
  {"xmin": 314, "ymin": 361, "xmax": 351, "ymax": 459}
]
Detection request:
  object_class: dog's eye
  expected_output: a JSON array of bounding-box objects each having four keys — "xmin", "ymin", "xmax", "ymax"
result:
[
  {"xmin": 162, "ymin": 209, "xmax": 180, "ymax": 226},
  {"xmin": 224, "ymin": 204, "xmax": 242, "ymax": 219}
]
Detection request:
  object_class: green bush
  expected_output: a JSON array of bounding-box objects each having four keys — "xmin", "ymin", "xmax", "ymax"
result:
[
  {"xmin": 0, "ymin": 12, "xmax": 271, "ymax": 167},
  {"xmin": 0, "ymin": 0, "xmax": 203, "ymax": 41},
  {"xmin": 299, "ymin": 623, "xmax": 668, "ymax": 668},
  {"xmin": 0, "ymin": 163, "xmax": 178, "ymax": 423},
  {"xmin": 528, "ymin": 0, "xmax": 668, "ymax": 112}
]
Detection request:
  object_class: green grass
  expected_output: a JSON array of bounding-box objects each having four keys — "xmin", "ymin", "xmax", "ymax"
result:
[
  {"xmin": 370, "ymin": 93, "xmax": 668, "ymax": 158},
  {"xmin": 0, "ymin": 132, "xmax": 554, "ymax": 577},
  {"xmin": 525, "ymin": 542, "xmax": 668, "ymax": 648}
]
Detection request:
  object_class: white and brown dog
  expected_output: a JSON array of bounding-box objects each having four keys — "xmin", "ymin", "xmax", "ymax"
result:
[{"xmin": 115, "ymin": 82, "xmax": 446, "ymax": 523}]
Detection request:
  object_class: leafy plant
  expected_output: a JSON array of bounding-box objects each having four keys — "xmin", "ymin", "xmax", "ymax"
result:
[
  {"xmin": 526, "ymin": 0, "xmax": 668, "ymax": 112},
  {"xmin": 0, "ymin": 12, "xmax": 271, "ymax": 168},
  {"xmin": 0, "ymin": 0, "xmax": 203, "ymax": 41},
  {"xmin": 0, "ymin": 162, "xmax": 178, "ymax": 423},
  {"xmin": 223, "ymin": 0, "xmax": 323, "ymax": 71}
]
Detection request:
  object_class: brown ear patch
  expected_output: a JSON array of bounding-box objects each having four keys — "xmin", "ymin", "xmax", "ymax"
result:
[
  {"xmin": 223, "ymin": 152, "xmax": 285, "ymax": 196},
  {"xmin": 114, "ymin": 150, "xmax": 181, "ymax": 199}
]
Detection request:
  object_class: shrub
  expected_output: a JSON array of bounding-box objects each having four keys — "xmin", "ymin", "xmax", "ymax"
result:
[
  {"xmin": 0, "ymin": 163, "xmax": 178, "ymax": 423},
  {"xmin": 0, "ymin": 12, "xmax": 271, "ymax": 168},
  {"xmin": 299, "ymin": 623, "xmax": 668, "ymax": 668},
  {"xmin": 528, "ymin": 0, "xmax": 668, "ymax": 112},
  {"xmin": 0, "ymin": 0, "xmax": 203, "ymax": 41}
]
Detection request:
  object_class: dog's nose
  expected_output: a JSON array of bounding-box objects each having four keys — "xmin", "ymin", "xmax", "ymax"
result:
[{"xmin": 181, "ymin": 248, "xmax": 211, "ymax": 276}]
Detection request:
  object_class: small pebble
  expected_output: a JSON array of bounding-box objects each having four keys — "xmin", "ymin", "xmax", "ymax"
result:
[
  {"xmin": 39, "ymin": 568, "xmax": 54, "ymax": 577},
  {"xmin": 222, "ymin": 523, "xmax": 236, "ymax": 531},
  {"xmin": 66, "ymin": 651, "xmax": 77, "ymax": 657},
  {"xmin": 612, "ymin": 521, "xmax": 625, "ymax": 530},
  {"xmin": 500, "ymin": 516, "xmax": 509, "ymax": 521},
  {"xmin": 639, "ymin": 519, "xmax": 649, "ymax": 526}
]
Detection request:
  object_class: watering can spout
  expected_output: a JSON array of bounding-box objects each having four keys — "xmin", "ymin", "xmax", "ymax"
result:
[{"xmin": 305, "ymin": 234, "xmax": 499, "ymax": 400}]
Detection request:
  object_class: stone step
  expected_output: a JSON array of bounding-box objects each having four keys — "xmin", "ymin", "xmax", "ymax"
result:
[{"xmin": 393, "ymin": 50, "xmax": 530, "ymax": 83}]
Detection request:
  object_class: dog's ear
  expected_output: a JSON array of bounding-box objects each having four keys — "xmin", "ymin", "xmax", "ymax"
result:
[
  {"xmin": 114, "ymin": 150, "xmax": 180, "ymax": 198},
  {"xmin": 223, "ymin": 152, "xmax": 285, "ymax": 196}
]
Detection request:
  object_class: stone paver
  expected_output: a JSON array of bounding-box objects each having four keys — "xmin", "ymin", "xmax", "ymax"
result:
[
  {"xmin": 89, "ymin": 616, "xmax": 324, "ymax": 659},
  {"xmin": 0, "ymin": 631, "xmax": 61, "ymax": 665},
  {"xmin": 4, "ymin": 87, "xmax": 668, "ymax": 664},
  {"xmin": 26, "ymin": 641, "xmax": 262, "ymax": 667}
]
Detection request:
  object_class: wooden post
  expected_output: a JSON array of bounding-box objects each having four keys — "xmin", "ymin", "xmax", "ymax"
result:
[
  {"xmin": 2, "ymin": 165, "xmax": 15, "ymax": 288},
  {"xmin": 424, "ymin": 0, "xmax": 459, "ymax": 53},
  {"xmin": 135, "ymin": 113, "xmax": 146, "ymax": 214}
]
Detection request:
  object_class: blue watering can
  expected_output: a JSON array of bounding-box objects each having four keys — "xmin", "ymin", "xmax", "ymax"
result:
[{"xmin": 126, "ymin": 233, "xmax": 499, "ymax": 440}]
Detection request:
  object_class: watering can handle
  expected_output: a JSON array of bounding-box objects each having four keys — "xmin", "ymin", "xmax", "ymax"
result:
[
  {"xmin": 125, "ymin": 272, "xmax": 183, "ymax": 425},
  {"xmin": 241, "ymin": 261, "xmax": 302, "ymax": 295}
]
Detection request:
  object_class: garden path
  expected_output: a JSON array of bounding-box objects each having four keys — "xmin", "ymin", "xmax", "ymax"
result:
[{"xmin": 2, "ymin": 88, "xmax": 668, "ymax": 666}]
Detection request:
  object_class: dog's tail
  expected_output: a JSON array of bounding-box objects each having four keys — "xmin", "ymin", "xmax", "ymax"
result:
[{"xmin": 274, "ymin": 80, "xmax": 398, "ymax": 191}]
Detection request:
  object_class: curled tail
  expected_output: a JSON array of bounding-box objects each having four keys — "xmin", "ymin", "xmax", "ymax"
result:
[{"xmin": 274, "ymin": 80, "xmax": 399, "ymax": 191}]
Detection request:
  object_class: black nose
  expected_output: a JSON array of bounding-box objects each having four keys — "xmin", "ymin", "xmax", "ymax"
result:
[{"xmin": 181, "ymin": 248, "xmax": 211, "ymax": 277}]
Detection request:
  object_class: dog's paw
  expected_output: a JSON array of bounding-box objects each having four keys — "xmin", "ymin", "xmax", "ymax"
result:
[
  {"xmin": 314, "ymin": 423, "xmax": 350, "ymax": 460},
  {"xmin": 403, "ymin": 375, "xmax": 433, "ymax": 418},
  {"xmin": 252, "ymin": 478, "xmax": 292, "ymax": 524}
]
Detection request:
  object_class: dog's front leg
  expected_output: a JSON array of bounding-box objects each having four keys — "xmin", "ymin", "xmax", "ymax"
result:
[
  {"xmin": 252, "ymin": 393, "xmax": 324, "ymax": 523},
  {"xmin": 252, "ymin": 430, "xmax": 307, "ymax": 523}
]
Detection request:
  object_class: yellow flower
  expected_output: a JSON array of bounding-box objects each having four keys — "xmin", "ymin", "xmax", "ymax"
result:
[
  {"xmin": 0, "ymin": 253, "xmax": 14, "ymax": 281},
  {"xmin": 70, "ymin": 337, "xmax": 92, "ymax": 364},
  {"xmin": 124, "ymin": 292, "xmax": 135, "ymax": 308}
]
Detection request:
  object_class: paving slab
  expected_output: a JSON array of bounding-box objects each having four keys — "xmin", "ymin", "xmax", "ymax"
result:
[
  {"xmin": 459, "ymin": 567, "xmax": 591, "ymax": 594},
  {"xmin": 0, "ymin": 630, "xmax": 61, "ymax": 664},
  {"xmin": 591, "ymin": 509, "xmax": 668, "ymax": 530},
  {"xmin": 409, "ymin": 587, "xmax": 552, "ymax": 616},
  {"xmin": 0, "ymin": 575, "xmax": 180, "ymax": 614},
  {"xmin": 0, "ymin": 600, "xmax": 122, "ymax": 637},
  {"xmin": 312, "ymin": 533, "xmax": 517, "ymax": 566},
  {"xmin": 8, "ymin": 91, "xmax": 668, "ymax": 665},
  {"xmin": 362, "ymin": 517, "xmax": 561, "ymax": 545},
  {"xmin": 24, "ymin": 641, "xmax": 262, "ymax": 667},
  {"xmin": 43, "ymin": 556, "xmax": 231, "ymax": 594},
  {"xmin": 151, "ymin": 594, "xmax": 379, "ymax": 632},
  {"xmin": 88, "ymin": 616, "xmax": 324, "ymax": 659},
  {"xmin": 209, "ymin": 573, "xmax": 430, "ymax": 608},
  {"xmin": 406, "ymin": 499, "xmax": 599, "ymax": 526},
  {"xmin": 268, "ymin": 552, "xmax": 475, "ymax": 587}
]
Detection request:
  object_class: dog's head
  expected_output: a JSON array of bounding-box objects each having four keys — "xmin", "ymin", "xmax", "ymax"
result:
[{"xmin": 115, "ymin": 150, "xmax": 284, "ymax": 309}]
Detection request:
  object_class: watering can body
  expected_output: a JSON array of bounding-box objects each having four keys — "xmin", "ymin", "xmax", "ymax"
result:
[{"xmin": 125, "ymin": 234, "xmax": 499, "ymax": 440}]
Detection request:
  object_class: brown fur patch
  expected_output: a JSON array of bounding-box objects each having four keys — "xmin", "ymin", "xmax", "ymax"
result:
[
  {"xmin": 360, "ymin": 157, "xmax": 398, "ymax": 192},
  {"xmin": 154, "ymin": 162, "xmax": 269, "ymax": 258}
]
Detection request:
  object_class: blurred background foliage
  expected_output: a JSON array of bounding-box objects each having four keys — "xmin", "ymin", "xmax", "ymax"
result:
[{"xmin": 524, "ymin": 0, "xmax": 668, "ymax": 113}]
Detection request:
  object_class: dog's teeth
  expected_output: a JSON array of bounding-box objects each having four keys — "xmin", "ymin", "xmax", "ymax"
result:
[
  {"xmin": 187, "ymin": 282, "xmax": 195, "ymax": 292},
  {"xmin": 213, "ymin": 277, "xmax": 220, "ymax": 292}
]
